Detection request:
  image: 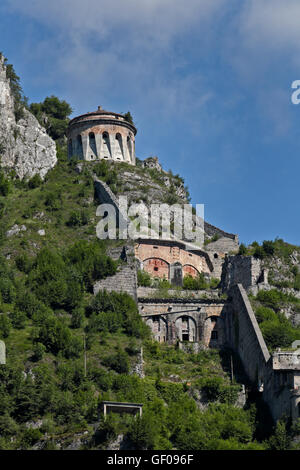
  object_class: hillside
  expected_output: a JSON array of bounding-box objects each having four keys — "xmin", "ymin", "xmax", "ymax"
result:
[{"xmin": 0, "ymin": 152, "xmax": 280, "ymax": 450}]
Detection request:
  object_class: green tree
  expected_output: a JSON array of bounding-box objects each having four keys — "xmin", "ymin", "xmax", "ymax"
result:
[
  {"xmin": 268, "ymin": 421, "xmax": 290, "ymax": 450},
  {"xmin": 238, "ymin": 243, "xmax": 247, "ymax": 255},
  {"xmin": 127, "ymin": 415, "xmax": 156, "ymax": 450}
]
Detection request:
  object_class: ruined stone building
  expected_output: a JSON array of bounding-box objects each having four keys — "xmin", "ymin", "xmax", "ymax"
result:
[
  {"xmin": 134, "ymin": 238, "xmax": 214, "ymax": 283},
  {"xmin": 67, "ymin": 106, "xmax": 137, "ymax": 164}
]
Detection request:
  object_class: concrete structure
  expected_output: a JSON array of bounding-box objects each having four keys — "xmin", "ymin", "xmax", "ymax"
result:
[
  {"xmin": 67, "ymin": 106, "xmax": 137, "ymax": 164},
  {"xmin": 102, "ymin": 401, "xmax": 143, "ymax": 418}
]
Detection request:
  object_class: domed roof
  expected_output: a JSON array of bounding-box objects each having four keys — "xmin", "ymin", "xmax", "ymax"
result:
[{"xmin": 68, "ymin": 106, "xmax": 137, "ymax": 134}]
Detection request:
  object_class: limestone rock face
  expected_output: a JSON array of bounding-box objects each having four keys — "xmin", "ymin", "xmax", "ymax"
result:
[{"xmin": 0, "ymin": 56, "xmax": 57, "ymax": 179}]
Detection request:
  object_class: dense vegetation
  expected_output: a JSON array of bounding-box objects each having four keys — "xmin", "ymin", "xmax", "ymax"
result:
[
  {"xmin": 137, "ymin": 270, "xmax": 219, "ymax": 291},
  {"xmin": 251, "ymin": 289, "xmax": 300, "ymax": 351},
  {"xmin": 239, "ymin": 238, "xmax": 300, "ymax": 261},
  {"xmin": 30, "ymin": 96, "xmax": 72, "ymax": 143}
]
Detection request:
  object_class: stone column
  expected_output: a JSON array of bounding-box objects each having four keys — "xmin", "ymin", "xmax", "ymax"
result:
[
  {"xmin": 132, "ymin": 139, "xmax": 136, "ymax": 165},
  {"xmin": 95, "ymin": 134, "xmax": 102, "ymax": 160},
  {"xmin": 81, "ymin": 135, "xmax": 89, "ymax": 161},
  {"xmin": 120, "ymin": 135, "xmax": 127, "ymax": 162}
]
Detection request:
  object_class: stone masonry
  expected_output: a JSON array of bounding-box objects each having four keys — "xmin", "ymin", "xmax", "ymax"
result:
[{"xmin": 67, "ymin": 106, "xmax": 136, "ymax": 165}]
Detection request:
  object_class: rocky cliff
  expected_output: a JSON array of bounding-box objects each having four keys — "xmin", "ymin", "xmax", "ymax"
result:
[{"xmin": 0, "ymin": 55, "xmax": 57, "ymax": 180}]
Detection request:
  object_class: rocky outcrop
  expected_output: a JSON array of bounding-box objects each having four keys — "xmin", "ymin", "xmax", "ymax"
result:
[
  {"xmin": 0, "ymin": 55, "xmax": 57, "ymax": 180},
  {"xmin": 141, "ymin": 156, "xmax": 163, "ymax": 172}
]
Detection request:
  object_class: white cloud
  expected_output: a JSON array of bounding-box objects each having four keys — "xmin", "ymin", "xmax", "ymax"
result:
[
  {"xmin": 6, "ymin": 0, "xmax": 225, "ymax": 48},
  {"xmin": 4, "ymin": 0, "xmax": 300, "ymax": 136},
  {"xmin": 240, "ymin": 0, "xmax": 300, "ymax": 52},
  {"xmin": 3, "ymin": 0, "xmax": 224, "ymax": 118}
]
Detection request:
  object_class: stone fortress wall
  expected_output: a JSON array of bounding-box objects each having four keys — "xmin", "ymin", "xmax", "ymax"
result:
[{"xmin": 228, "ymin": 284, "xmax": 300, "ymax": 423}]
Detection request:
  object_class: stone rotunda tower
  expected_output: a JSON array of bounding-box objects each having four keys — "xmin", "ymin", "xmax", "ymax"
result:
[{"xmin": 67, "ymin": 106, "xmax": 137, "ymax": 165}]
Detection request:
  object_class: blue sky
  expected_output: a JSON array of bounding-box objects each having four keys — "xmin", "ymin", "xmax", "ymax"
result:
[{"xmin": 1, "ymin": 0, "xmax": 300, "ymax": 245}]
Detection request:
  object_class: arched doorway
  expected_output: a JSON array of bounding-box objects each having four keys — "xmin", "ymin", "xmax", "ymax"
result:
[
  {"xmin": 143, "ymin": 258, "xmax": 169, "ymax": 279},
  {"xmin": 175, "ymin": 316, "xmax": 197, "ymax": 342},
  {"xmin": 183, "ymin": 264, "xmax": 200, "ymax": 279}
]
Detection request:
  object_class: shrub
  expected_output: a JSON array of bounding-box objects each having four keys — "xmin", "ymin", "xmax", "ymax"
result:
[
  {"xmin": 67, "ymin": 210, "xmax": 89, "ymax": 227},
  {"xmin": 28, "ymin": 174, "xmax": 42, "ymax": 189},
  {"xmin": 253, "ymin": 245, "xmax": 265, "ymax": 260},
  {"xmin": 33, "ymin": 315, "xmax": 83, "ymax": 358},
  {"xmin": 260, "ymin": 320, "xmax": 295, "ymax": 350},
  {"xmin": 210, "ymin": 278, "xmax": 220, "ymax": 289},
  {"xmin": 71, "ymin": 307, "xmax": 85, "ymax": 329},
  {"xmin": 0, "ymin": 172, "xmax": 10, "ymax": 196},
  {"xmin": 93, "ymin": 161, "xmax": 109, "ymax": 178},
  {"xmin": 255, "ymin": 306, "xmax": 278, "ymax": 324},
  {"xmin": 0, "ymin": 200, "xmax": 5, "ymax": 219},
  {"xmin": 20, "ymin": 428, "xmax": 42, "ymax": 449},
  {"xmin": 262, "ymin": 240, "xmax": 275, "ymax": 256},
  {"xmin": 199, "ymin": 377, "xmax": 239, "ymax": 404},
  {"xmin": 65, "ymin": 240, "xmax": 117, "ymax": 291},
  {"xmin": 0, "ymin": 278, "xmax": 16, "ymax": 304},
  {"xmin": 33, "ymin": 342, "xmax": 46, "ymax": 361},
  {"xmin": 183, "ymin": 274, "xmax": 208, "ymax": 290},
  {"xmin": 87, "ymin": 311, "xmax": 122, "ymax": 334},
  {"xmin": 268, "ymin": 421, "xmax": 290, "ymax": 450},
  {"xmin": 10, "ymin": 310, "xmax": 26, "ymax": 329},
  {"xmin": 256, "ymin": 289, "xmax": 286, "ymax": 310},
  {"xmin": 15, "ymin": 254, "xmax": 33, "ymax": 273},
  {"xmin": 0, "ymin": 314, "xmax": 11, "ymax": 338},
  {"xmin": 103, "ymin": 349, "xmax": 130, "ymax": 374},
  {"xmin": 137, "ymin": 270, "xmax": 152, "ymax": 287},
  {"xmin": 127, "ymin": 415, "xmax": 156, "ymax": 450},
  {"xmin": 44, "ymin": 191, "xmax": 61, "ymax": 211},
  {"xmin": 238, "ymin": 244, "xmax": 248, "ymax": 255},
  {"xmin": 94, "ymin": 414, "xmax": 118, "ymax": 447}
]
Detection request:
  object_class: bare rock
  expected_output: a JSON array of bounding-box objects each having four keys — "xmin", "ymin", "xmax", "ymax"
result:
[
  {"xmin": 6, "ymin": 224, "xmax": 27, "ymax": 237},
  {"xmin": 0, "ymin": 55, "xmax": 57, "ymax": 180},
  {"xmin": 142, "ymin": 156, "xmax": 162, "ymax": 172}
]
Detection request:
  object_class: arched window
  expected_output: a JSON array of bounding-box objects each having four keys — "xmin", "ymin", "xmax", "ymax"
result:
[
  {"xmin": 89, "ymin": 132, "xmax": 97, "ymax": 157},
  {"xmin": 76, "ymin": 135, "xmax": 83, "ymax": 159},
  {"xmin": 175, "ymin": 316, "xmax": 197, "ymax": 342},
  {"xmin": 127, "ymin": 135, "xmax": 133, "ymax": 162},
  {"xmin": 102, "ymin": 132, "xmax": 111, "ymax": 159},
  {"xmin": 143, "ymin": 258, "xmax": 169, "ymax": 279},
  {"xmin": 115, "ymin": 133, "xmax": 123, "ymax": 160}
]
